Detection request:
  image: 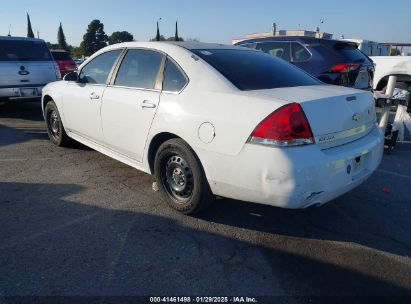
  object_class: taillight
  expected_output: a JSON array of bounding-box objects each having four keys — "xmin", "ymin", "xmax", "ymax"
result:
[
  {"xmin": 248, "ymin": 103, "xmax": 314, "ymax": 147},
  {"xmin": 54, "ymin": 62, "xmax": 61, "ymax": 80},
  {"xmin": 330, "ymin": 63, "xmax": 360, "ymax": 73}
]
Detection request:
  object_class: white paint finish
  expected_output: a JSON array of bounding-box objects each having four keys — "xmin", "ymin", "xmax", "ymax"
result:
[
  {"xmin": 62, "ymin": 82, "xmax": 106, "ymax": 144},
  {"xmin": 101, "ymin": 86, "xmax": 160, "ymax": 162},
  {"xmin": 198, "ymin": 122, "xmax": 216, "ymax": 144},
  {"xmin": 42, "ymin": 42, "xmax": 385, "ymax": 209},
  {"xmin": 371, "ymin": 56, "xmax": 411, "ymax": 89}
]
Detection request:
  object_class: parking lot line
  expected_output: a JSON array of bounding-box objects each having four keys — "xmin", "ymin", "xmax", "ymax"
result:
[{"xmin": 377, "ymin": 169, "xmax": 411, "ymax": 180}]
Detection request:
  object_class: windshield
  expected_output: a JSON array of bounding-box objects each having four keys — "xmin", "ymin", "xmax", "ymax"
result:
[
  {"xmin": 0, "ymin": 40, "xmax": 52, "ymax": 61},
  {"xmin": 191, "ymin": 49, "xmax": 320, "ymax": 91}
]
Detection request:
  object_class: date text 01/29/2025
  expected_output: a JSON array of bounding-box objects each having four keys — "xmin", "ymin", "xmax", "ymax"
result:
[{"xmin": 149, "ymin": 296, "xmax": 258, "ymax": 303}]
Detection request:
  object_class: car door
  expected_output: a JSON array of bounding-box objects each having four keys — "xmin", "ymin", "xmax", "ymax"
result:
[
  {"xmin": 100, "ymin": 49, "xmax": 164, "ymax": 162},
  {"xmin": 62, "ymin": 49, "xmax": 122, "ymax": 144}
]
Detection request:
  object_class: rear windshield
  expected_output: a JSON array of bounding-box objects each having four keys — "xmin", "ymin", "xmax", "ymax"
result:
[
  {"xmin": 191, "ymin": 49, "xmax": 320, "ymax": 91},
  {"xmin": 333, "ymin": 42, "xmax": 370, "ymax": 63},
  {"xmin": 0, "ymin": 40, "xmax": 52, "ymax": 61},
  {"xmin": 51, "ymin": 51, "xmax": 72, "ymax": 61}
]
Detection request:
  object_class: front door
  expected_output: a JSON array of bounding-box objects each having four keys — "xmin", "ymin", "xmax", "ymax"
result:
[{"xmin": 62, "ymin": 49, "xmax": 122, "ymax": 144}]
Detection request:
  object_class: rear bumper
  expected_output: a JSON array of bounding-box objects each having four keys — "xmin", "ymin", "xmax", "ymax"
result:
[
  {"xmin": 0, "ymin": 85, "xmax": 44, "ymax": 99},
  {"xmin": 201, "ymin": 124, "xmax": 384, "ymax": 208}
]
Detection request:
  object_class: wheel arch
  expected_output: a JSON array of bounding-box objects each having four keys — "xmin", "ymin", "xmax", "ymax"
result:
[
  {"xmin": 375, "ymin": 74, "xmax": 411, "ymax": 91},
  {"xmin": 42, "ymin": 94, "xmax": 54, "ymax": 116},
  {"xmin": 146, "ymin": 132, "xmax": 206, "ymax": 177}
]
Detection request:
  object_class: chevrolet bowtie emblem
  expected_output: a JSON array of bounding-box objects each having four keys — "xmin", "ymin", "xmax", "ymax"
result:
[{"xmin": 352, "ymin": 113, "xmax": 361, "ymax": 121}]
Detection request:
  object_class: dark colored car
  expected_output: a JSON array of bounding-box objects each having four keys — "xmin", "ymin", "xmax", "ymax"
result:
[
  {"xmin": 50, "ymin": 50, "xmax": 77, "ymax": 77},
  {"xmin": 235, "ymin": 37, "xmax": 374, "ymax": 90}
]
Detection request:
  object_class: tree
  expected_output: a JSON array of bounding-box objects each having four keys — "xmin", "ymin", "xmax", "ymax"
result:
[
  {"xmin": 174, "ymin": 21, "xmax": 179, "ymax": 42},
  {"xmin": 71, "ymin": 46, "xmax": 84, "ymax": 58},
  {"xmin": 156, "ymin": 21, "xmax": 161, "ymax": 41},
  {"xmin": 80, "ymin": 19, "xmax": 108, "ymax": 56},
  {"xmin": 27, "ymin": 13, "xmax": 34, "ymax": 38},
  {"xmin": 108, "ymin": 31, "xmax": 134, "ymax": 45},
  {"xmin": 57, "ymin": 22, "xmax": 68, "ymax": 50},
  {"xmin": 150, "ymin": 35, "xmax": 166, "ymax": 42}
]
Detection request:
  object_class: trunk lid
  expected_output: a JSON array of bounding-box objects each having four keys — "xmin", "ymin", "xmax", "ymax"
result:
[
  {"xmin": 250, "ymin": 85, "xmax": 377, "ymax": 149},
  {"xmin": 0, "ymin": 61, "xmax": 56, "ymax": 87}
]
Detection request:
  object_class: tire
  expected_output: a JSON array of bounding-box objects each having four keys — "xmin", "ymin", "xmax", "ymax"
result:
[
  {"xmin": 44, "ymin": 100, "xmax": 72, "ymax": 147},
  {"xmin": 154, "ymin": 138, "xmax": 213, "ymax": 215}
]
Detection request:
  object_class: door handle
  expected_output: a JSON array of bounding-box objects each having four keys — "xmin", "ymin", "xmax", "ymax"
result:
[
  {"xmin": 89, "ymin": 92, "xmax": 100, "ymax": 100},
  {"xmin": 141, "ymin": 100, "xmax": 156, "ymax": 109}
]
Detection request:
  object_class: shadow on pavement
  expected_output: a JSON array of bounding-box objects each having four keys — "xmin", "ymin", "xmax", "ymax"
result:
[
  {"xmin": 0, "ymin": 101, "xmax": 44, "ymax": 122},
  {"xmin": 0, "ymin": 181, "xmax": 410, "ymax": 297}
]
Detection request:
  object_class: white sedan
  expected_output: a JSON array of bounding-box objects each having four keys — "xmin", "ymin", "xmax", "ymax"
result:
[{"xmin": 42, "ymin": 42, "xmax": 384, "ymax": 214}]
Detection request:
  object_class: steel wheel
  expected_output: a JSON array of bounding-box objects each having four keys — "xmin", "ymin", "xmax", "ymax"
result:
[
  {"xmin": 162, "ymin": 154, "xmax": 194, "ymax": 203},
  {"xmin": 48, "ymin": 110, "xmax": 60, "ymax": 139}
]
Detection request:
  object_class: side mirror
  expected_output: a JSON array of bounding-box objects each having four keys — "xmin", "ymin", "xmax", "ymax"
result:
[{"xmin": 63, "ymin": 71, "xmax": 79, "ymax": 82}]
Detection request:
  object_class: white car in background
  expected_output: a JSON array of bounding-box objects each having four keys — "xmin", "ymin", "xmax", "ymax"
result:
[{"xmin": 42, "ymin": 42, "xmax": 384, "ymax": 214}]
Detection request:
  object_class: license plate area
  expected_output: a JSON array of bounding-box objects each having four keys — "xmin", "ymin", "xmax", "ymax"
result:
[
  {"xmin": 20, "ymin": 88, "xmax": 39, "ymax": 97},
  {"xmin": 348, "ymin": 152, "xmax": 370, "ymax": 180}
]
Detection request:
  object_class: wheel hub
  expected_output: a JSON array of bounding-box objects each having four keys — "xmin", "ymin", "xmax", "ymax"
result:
[
  {"xmin": 164, "ymin": 155, "xmax": 193, "ymax": 201},
  {"xmin": 49, "ymin": 110, "xmax": 60, "ymax": 137}
]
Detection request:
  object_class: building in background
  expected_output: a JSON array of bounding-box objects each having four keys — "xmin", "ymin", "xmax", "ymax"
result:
[
  {"xmin": 232, "ymin": 23, "xmax": 333, "ymax": 44},
  {"xmin": 342, "ymin": 39, "xmax": 390, "ymax": 56}
]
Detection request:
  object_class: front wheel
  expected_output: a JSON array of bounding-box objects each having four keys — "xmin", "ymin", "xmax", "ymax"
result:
[
  {"xmin": 44, "ymin": 100, "xmax": 72, "ymax": 147},
  {"xmin": 154, "ymin": 138, "xmax": 213, "ymax": 214}
]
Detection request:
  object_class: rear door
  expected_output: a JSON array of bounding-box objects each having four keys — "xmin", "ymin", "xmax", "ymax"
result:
[
  {"xmin": 101, "ymin": 49, "xmax": 164, "ymax": 161},
  {"xmin": 63, "ymin": 49, "xmax": 123, "ymax": 144},
  {"xmin": 0, "ymin": 39, "xmax": 56, "ymax": 90}
]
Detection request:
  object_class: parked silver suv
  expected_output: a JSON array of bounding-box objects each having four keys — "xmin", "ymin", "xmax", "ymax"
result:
[{"xmin": 0, "ymin": 36, "xmax": 60, "ymax": 102}]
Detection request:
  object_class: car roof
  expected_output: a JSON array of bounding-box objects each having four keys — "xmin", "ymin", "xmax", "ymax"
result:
[
  {"xmin": 108, "ymin": 41, "xmax": 242, "ymax": 51},
  {"xmin": 236, "ymin": 36, "xmax": 348, "ymax": 45},
  {"xmin": 50, "ymin": 49, "xmax": 69, "ymax": 53},
  {"xmin": 0, "ymin": 36, "xmax": 45, "ymax": 42}
]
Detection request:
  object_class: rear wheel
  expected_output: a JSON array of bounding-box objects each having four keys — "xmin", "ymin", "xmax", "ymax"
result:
[
  {"xmin": 154, "ymin": 138, "xmax": 213, "ymax": 214},
  {"xmin": 45, "ymin": 100, "xmax": 72, "ymax": 147}
]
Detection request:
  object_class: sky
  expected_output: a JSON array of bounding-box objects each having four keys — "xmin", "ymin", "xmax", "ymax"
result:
[{"xmin": 1, "ymin": 0, "xmax": 410, "ymax": 46}]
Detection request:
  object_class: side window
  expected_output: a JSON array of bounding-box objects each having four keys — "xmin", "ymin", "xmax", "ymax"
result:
[
  {"xmin": 114, "ymin": 49, "xmax": 163, "ymax": 89},
  {"xmin": 79, "ymin": 50, "xmax": 122, "ymax": 84},
  {"xmin": 256, "ymin": 42, "xmax": 291, "ymax": 62},
  {"xmin": 239, "ymin": 43, "xmax": 257, "ymax": 49},
  {"xmin": 291, "ymin": 42, "xmax": 311, "ymax": 62},
  {"xmin": 162, "ymin": 58, "xmax": 188, "ymax": 92}
]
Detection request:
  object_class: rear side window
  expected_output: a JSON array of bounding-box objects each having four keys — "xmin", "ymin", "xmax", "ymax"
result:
[
  {"xmin": 162, "ymin": 58, "xmax": 188, "ymax": 92},
  {"xmin": 115, "ymin": 49, "xmax": 163, "ymax": 89},
  {"xmin": 291, "ymin": 42, "xmax": 311, "ymax": 62},
  {"xmin": 0, "ymin": 40, "xmax": 51, "ymax": 61},
  {"xmin": 51, "ymin": 52, "xmax": 72, "ymax": 61},
  {"xmin": 79, "ymin": 50, "xmax": 122, "ymax": 85},
  {"xmin": 255, "ymin": 42, "xmax": 291, "ymax": 62},
  {"xmin": 333, "ymin": 42, "xmax": 370, "ymax": 63},
  {"xmin": 191, "ymin": 49, "xmax": 320, "ymax": 91}
]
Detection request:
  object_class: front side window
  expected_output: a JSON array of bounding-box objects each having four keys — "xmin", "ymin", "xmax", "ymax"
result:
[
  {"xmin": 191, "ymin": 49, "xmax": 320, "ymax": 91},
  {"xmin": 114, "ymin": 49, "xmax": 163, "ymax": 89},
  {"xmin": 162, "ymin": 58, "xmax": 188, "ymax": 92},
  {"xmin": 291, "ymin": 42, "xmax": 311, "ymax": 62},
  {"xmin": 79, "ymin": 50, "xmax": 122, "ymax": 85},
  {"xmin": 256, "ymin": 42, "xmax": 291, "ymax": 62}
]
